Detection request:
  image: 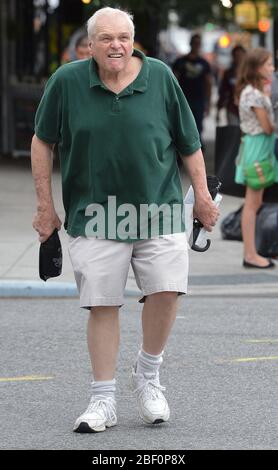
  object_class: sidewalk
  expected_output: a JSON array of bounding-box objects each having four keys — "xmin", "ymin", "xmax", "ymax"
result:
[{"xmin": 0, "ymin": 117, "xmax": 277, "ymax": 298}]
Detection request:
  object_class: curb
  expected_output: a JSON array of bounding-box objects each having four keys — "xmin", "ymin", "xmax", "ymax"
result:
[
  {"xmin": 0, "ymin": 280, "xmax": 78, "ymax": 298},
  {"xmin": 0, "ymin": 280, "xmax": 277, "ymax": 299},
  {"xmin": 188, "ymin": 283, "xmax": 278, "ymax": 297},
  {"xmin": 0, "ymin": 280, "xmax": 140, "ymax": 298}
]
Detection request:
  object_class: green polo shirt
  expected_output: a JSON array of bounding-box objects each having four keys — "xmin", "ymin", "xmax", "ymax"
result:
[{"xmin": 35, "ymin": 49, "xmax": 201, "ymax": 241}]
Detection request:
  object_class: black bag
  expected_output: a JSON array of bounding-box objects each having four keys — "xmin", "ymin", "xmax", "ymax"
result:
[
  {"xmin": 39, "ymin": 229, "xmax": 63, "ymax": 281},
  {"xmin": 263, "ymin": 183, "xmax": 278, "ymax": 203},
  {"xmin": 214, "ymin": 125, "xmax": 244, "ymax": 198},
  {"xmin": 256, "ymin": 203, "xmax": 278, "ymax": 257},
  {"xmin": 221, "ymin": 203, "xmax": 278, "ymax": 257},
  {"xmin": 221, "ymin": 206, "xmax": 243, "ymax": 241}
]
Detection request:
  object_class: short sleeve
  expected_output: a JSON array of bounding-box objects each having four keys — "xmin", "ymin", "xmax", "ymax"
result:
[
  {"xmin": 244, "ymin": 88, "xmax": 265, "ymax": 109},
  {"xmin": 35, "ymin": 73, "xmax": 62, "ymax": 143},
  {"xmin": 168, "ymin": 72, "xmax": 201, "ymax": 156}
]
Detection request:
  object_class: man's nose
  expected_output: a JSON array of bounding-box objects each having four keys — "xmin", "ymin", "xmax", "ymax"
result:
[{"xmin": 111, "ymin": 38, "xmax": 121, "ymax": 48}]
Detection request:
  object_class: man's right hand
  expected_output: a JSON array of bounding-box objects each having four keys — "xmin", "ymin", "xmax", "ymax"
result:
[
  {"xmin": 193, "ymin": 195, "xmax": 220, "ymax": 232},
  {"xmin": 32, "ymin": 207, "xmax": 62, "ymax": 243}
]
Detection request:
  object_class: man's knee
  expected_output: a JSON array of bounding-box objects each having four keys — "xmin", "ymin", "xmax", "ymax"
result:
[
  {"xmin": 89, "ymin": 306, "xmax": 119, "ymax": 317},
  {"xmin": 146, "ymin": 291, "xmax": 178, "ymax": 305}
]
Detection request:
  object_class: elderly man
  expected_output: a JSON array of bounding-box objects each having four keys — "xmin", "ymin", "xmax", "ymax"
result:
[{"xmin": 31, "ymin": 7, "xmax": 218, "ymax": 433}]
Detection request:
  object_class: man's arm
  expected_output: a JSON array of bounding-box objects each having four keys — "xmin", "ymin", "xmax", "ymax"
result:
[
  {"xmin": 181, "ymin": 148, "xmax": 219, "ymax": 231},
  {"xmin": 31, "ymin": 134, "xmax": 62, "ymax": 242}
]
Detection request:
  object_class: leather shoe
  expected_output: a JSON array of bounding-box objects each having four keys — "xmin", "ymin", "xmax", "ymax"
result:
[{"xmin": 243, "ymin": 259, "xmax": 275, "ymax": 269}]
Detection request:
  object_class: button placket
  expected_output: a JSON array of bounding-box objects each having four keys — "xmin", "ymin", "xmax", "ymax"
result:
[{"xmin": 111, "ymin": 95, "xmax": 121, "ymax": 113}]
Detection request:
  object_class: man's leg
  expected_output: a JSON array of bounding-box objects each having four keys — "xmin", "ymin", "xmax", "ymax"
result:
[
  {"xmin": 141, "ymin": 292, "xmax": 178, "ymax": 355},
  {"xmin": 132, "ymin": 292, "xmax": 179, "ymax": 425},
  {"xmin": 131, "ymin": 233, "xmax": 188, "ymax": 425},
  {"xmin": 74, "ymin": 306, "xmax": 119, "ymax": 433},
  {"xmin": 87, "ymin": 306, "xmax": 120, "ymax": 380},
  {"xmin": 68, "ymin": 236, "xmax": 132, "ymax": 432}
]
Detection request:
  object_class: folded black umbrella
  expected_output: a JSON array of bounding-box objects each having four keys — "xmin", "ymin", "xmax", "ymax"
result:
[
  {"xmin": 39, "ymin": 229, "xmax": 62, "ymax": 281},
  {"xmin": 191, "ymin": 175, "xmax": 222, "ymax": 252}
]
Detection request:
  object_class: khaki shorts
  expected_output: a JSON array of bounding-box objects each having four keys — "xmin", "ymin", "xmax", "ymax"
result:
[{"xmin": 68, "ymin": 233, "xmax": 189, "ymax": 309}]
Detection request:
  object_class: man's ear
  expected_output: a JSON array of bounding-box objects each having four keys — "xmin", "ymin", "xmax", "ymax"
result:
[{"xmin": 88, "ymin": 40, "xmax": 94, "ymax": 56}]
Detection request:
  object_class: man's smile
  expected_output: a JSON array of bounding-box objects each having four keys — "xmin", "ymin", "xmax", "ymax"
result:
[{"xmin": 108, "ymin": 53, "xmax": 124, "ymax": 58}]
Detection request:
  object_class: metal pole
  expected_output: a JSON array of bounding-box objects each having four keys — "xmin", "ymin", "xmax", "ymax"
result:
[
  {"xmin": 44, "ymin": 0, "xmax": 49, "ymax": 77},
  {"xmin": 9, "ymin": 0, "xmax": 16, "ymax": 77},
  {"xmin": 1, "ymin": 0, "xmax": 9, "ymax": 154},
  {"xmin": 57, "ymin": 1, "xmax": 62, "ymax": 68}
]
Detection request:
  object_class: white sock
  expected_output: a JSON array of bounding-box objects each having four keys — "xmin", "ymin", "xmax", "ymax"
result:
[
  {"xmin": 136, "ymin": 349, "xmax": 164, "ymax": 376},
  {"xmin": 91, "ymin": 379, "xmax": 116, "ymax": 400}
]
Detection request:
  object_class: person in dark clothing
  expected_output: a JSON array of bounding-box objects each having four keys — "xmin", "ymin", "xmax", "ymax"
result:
[
  {"xmin": 172, "ymin": 34, "xmax": 213, "ymax": 140},
  {"xmin": 217, "ymin": 45, "xmax": 246, "ymax": 125}
]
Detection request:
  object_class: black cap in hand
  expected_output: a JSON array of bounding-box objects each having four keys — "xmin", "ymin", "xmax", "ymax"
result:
[{"xmin": 39, "ymin": 229, "xmax": 62, "ymax": 281}]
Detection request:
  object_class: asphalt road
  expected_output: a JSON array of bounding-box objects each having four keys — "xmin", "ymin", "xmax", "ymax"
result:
[{"xmin": 0, "ymin": 295, "xmax": 277, "ymax": 450}]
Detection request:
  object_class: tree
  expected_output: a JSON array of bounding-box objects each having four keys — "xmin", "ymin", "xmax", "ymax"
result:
[
  {"xmin": 88, "ymin": 0, "xmax": 174, "ymax": 56},
  {"xmin": 84, "ymin": 0, "xmax": 276, "ymax": 57},
  {"xmin": 85, "ymin": 0, "xmax": 229, "ymax": 56},
  {"xmin": 176, "ymin": 0, "xmax": 221, "ymax": 28}
]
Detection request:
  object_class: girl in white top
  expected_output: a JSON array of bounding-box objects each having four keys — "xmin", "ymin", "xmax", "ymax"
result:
[
  {"xmin": 235, "ymin": 48, "xmax": 277, "ymax": 269},
  {"xmin": 239, "ymin": 83, "xmax": 274, "ymax": 135}
]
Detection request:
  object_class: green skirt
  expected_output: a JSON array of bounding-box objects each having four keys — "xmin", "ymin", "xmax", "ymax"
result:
[{"xmin": 235, "ymin": 133, "xmax": 278, "ymax": 187}]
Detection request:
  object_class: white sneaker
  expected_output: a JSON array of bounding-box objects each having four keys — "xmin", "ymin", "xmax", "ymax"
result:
[
  {"xmin": 132, "ymin": 367, "xmax": 170, "ymax": 424},
  {"xmin": 73, "ymin": 395, "xmax": 117, "ymax": 433}
]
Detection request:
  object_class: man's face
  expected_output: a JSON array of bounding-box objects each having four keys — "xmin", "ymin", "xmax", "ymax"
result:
[
  {"xmin": 89, "ymin": 14, "xmax": 134, "ymax": 74},
  {"xmin": 76, "ymin": 38, "xmax": 90, "ymax": 60},
  {"xmin": 191, "ymin": 37, "xmax": 201, "ymax": 53}
]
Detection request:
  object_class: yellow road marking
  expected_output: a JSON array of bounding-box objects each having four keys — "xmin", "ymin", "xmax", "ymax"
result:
[
  {"xmin": 229, "ymin": 356, "xmax": 278, "ymax": 363},
  {"xmin": 244, "ymin": 339, "xmax": 278, "ymax": 344},
  {"xmin": 0, "ymin": 375, "xmax": 54, "ymax": 383}
]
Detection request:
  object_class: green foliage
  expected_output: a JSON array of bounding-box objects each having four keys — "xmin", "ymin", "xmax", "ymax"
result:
[
  {"xmin": 82, "ymin": 0, "xmax": 277, "ymax": 55},
  {"xmin": 86, "ymin": 0, "xmax": 174, "ymax": 54},
  {"xmin": 86, "ymin": 0, "xmax": 225, "ymax": 28},
  {"xmin": 176, "ymin": 0, "xmax": 218, "ymax": 27}
]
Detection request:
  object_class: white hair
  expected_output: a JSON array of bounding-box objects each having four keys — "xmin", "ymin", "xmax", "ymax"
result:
[{"xmin": 87, "ymin": 7, "xmax": 135, "ymax": 41}]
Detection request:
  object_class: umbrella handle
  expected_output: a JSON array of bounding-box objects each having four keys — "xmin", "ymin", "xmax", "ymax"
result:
[{"xmin": 191, "ymin": 239, "xmax": 211, "ymax": 252}]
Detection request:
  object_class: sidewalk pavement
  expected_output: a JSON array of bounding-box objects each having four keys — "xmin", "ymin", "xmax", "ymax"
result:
[{"xmin": 0, "ymin": 115, "xmax": 277, "ymax": 299}]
